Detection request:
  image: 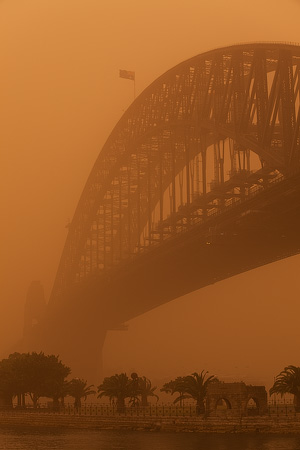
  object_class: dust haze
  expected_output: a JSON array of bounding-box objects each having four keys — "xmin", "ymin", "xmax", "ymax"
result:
[{"xmin": 1, "ymin": 0, "xmax": 300, "ymax": 388}]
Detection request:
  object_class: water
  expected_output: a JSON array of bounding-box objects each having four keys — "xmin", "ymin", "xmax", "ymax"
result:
[{"xmin": 0, "ymin": 428, "xmax": 300, "ymax": 450}]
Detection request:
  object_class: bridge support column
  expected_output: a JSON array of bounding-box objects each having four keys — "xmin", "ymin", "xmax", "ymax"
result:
[
  {"xmin": 60, "ymin": 327, "xmax": 107, "ymax": 385},
  {"xmin": 23, "ymin": 310, "xmax": 107, "ymax": 385}
]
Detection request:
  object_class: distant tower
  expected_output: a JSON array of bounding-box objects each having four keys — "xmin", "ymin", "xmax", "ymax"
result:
[{"xmin": 23, "ymin": 281, "xmax": 46, "ymax": 338}]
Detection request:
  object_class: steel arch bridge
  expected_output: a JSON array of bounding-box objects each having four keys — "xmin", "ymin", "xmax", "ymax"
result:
[{"xmin": 25, "ymin": 42, "xmax": 300, "ymax": 379}]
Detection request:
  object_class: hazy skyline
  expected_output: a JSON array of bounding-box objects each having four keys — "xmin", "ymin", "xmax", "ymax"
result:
[{"xmin": 1, "ymin": 0, "xmax": 300, "ymax": 386}]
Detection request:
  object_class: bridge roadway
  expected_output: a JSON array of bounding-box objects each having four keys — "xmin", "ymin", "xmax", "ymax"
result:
[{"xmin": 24, "ymin": 173, "xmax": 300, "ymax": 381}]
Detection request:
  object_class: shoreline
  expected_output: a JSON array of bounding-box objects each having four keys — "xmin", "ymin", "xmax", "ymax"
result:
[{"xmin": 1, "ymin": 412, "xmax": 300, "ymax": 434}]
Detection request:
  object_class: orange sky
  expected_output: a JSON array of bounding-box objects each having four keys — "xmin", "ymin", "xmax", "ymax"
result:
[{"xmin": 1, "ymin": 0, "xmax": 300, "ymax": 387}]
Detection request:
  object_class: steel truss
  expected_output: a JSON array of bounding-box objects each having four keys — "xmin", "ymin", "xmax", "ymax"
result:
[{"xmin": 50, "ymin": 43, "xmax": 300, "ymax": 303}]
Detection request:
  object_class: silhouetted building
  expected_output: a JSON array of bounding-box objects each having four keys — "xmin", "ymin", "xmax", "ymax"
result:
[{"xmin": 206, "ymin": 381, "xmax": 268, "ymax": 417}]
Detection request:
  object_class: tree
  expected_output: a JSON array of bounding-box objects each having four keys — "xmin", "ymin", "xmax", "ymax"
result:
[
  {"xmin": 0, "ymin": 352, "xmax": 70, "ymax": 409},
  {"xmin": 55, "ymin": 380, "xmax": 70, "ymax": 407},
  {"xmin": 24, "ymin": 352, "xmax": 70, "ymax": 409},
  {"xmin": 270, "ymin": 366, "xmax": 300, "ymax": 411},
  {"xmin": 161, "ymin": 377, "xmax": 186, "ymax": 406},
  {"xmin": 137, "ymin": 376, "xmax": 159, "ymax": 407},
  {"xmin": 0, "ymin": 356, "xmax": 22, "ymax": 407},
  {"xmin": 97, "ymin": 373, "xmax": 131, "ymax": 413},
  {"xmin": 177, "ymin": 371, "xmax": 218, "ymax": 415},
  {"xmin": 161, "ymin": 371, "xmax": 218, "ymax": 414},
  {"xmin": 128, "ymin": 373, "xmax": 139, "ymax": 407},
  {"xmin": 68, "ymin": 378, "xmax": 96, "ymax": 409},
  {"xmin": 0, "ymin": 352, "xmax": 38, "ymax": 407}
]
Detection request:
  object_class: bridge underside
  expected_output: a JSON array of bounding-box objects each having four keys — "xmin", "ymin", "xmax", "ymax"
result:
[{"xmin": 24, "ymin": 175, "xmax": 300, "ymax": 381}]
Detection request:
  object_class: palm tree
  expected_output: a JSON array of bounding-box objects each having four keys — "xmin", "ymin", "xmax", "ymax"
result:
[
  {"xmin": 97, "ymin": 373, "xmax": 131, "ymax": 413},
  {"xmin": 177, "ymin": 371, "xmax": 218, "ymax": 415},
  {"xmin": 138, "ymin": 376, "xmax": 159, "ymax": 407},
  {"xmin": 128, "ymin": 373, "xmax": 139, "ymax": 407},
  {"xmin": 161, "ymin": 371, "xmax": 217, "ymax": 414},
  {"xmin": 68, "ymin": 378, "xmax": 96, "ymax": 409},
  {"xmin": 270, "ymin": 366, "xmax": 300, "ymax": 411}
]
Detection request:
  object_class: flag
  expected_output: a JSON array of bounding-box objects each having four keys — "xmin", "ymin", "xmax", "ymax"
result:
[{"xmin": 119, "ymin": 69, "xmax": 135, "ymax": 81}]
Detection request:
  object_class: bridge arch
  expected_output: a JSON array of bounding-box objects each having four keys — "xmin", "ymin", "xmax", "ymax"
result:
[
  {"xmin": 216, "ymin": 397, "xmax": 232, "ymax": 410},
  {"xmin": 246, "ymin": 397, "xmax": 260, "ymax": 415},
  {"xmin": 50, "ymin": 42, "xmax": 300, "ymax": 308}
]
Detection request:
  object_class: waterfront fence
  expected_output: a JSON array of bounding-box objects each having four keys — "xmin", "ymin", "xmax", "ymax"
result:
[{"xmin": 1, "ymin": 401, "xmax": 298, "ymax": 417}]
